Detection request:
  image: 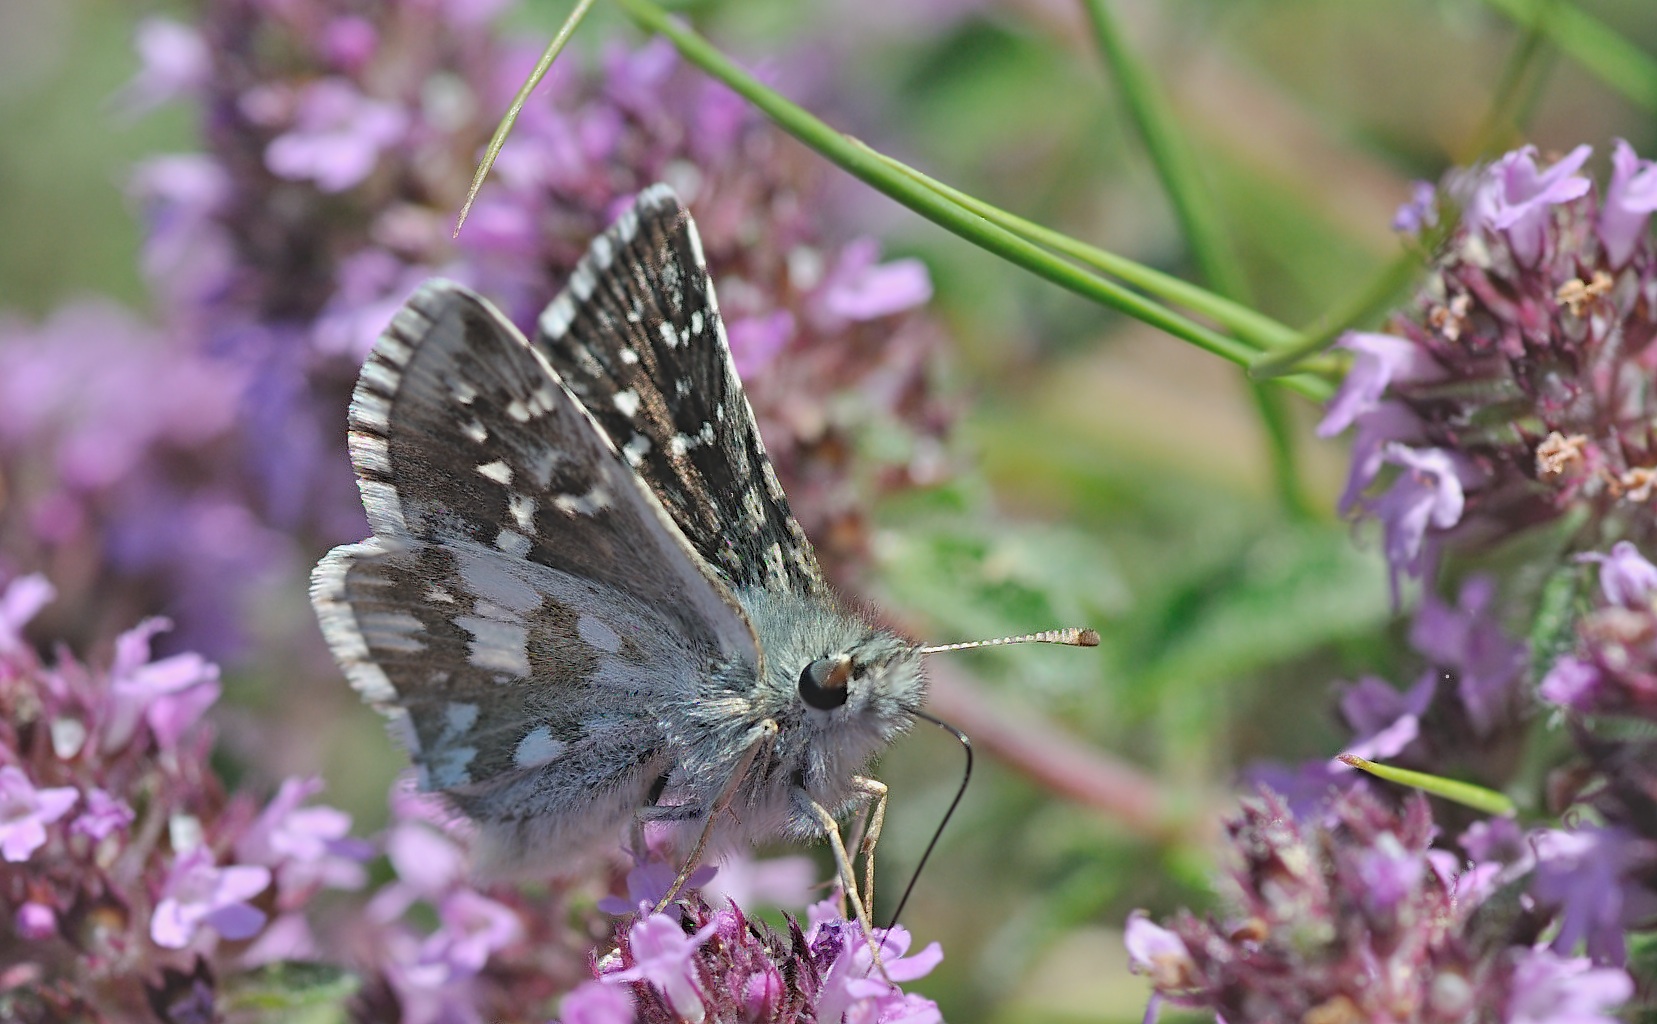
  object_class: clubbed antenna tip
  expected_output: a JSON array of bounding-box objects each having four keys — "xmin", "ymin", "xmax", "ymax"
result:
[{"xmin": 918, "ymin": 627, "xmax": 1100, "ymax": 656}]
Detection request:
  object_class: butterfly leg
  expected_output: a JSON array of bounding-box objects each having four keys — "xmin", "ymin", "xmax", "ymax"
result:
[
  {"xmin": 650, "ymin": 720, "xmax": 779, "ymax": 913},
  {"xmin": 849, "ymin": 776, "xmax": 888, "ymax": 918},
  {"xmin": 801, "ymin": 793, "xmax": 892, "ymax": 981}
]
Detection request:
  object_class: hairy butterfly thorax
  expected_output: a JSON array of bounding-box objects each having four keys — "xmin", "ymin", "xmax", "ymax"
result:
[{"xmin": 310, "ymin": 184, "xmax": 1096, "ymax": 950}]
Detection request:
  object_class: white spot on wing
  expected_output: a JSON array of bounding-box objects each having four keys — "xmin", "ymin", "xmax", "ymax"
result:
[
  {"xmin": 554, "ymin": 487, "xmax": 611, "ymax": 516},
  {"xmin": 577, "ymin": 615, "xmax": 622, "ymax": 654},
  {"xmin": 454, "ymin": 614, "xmax": 530, "ymax": 677},
  {"xmin": 495, "ymin": 527, "xmax": 532, "ymax": 557},
  {"xmin": 539, "ymin": 294, "xmax": 575, "ymax": 339},
  {"xmin": 590, "ymin": 234, "xmax": 614, "ymax": 269},
  {"xmin": 570, "ymin": 264, "xmax": 596, "ymax": 301},
  {"xmin": 461, "ymin": 418, "xmax": 488, "ymax": 443},
  {"xmin": 622, "ymin": 434, "xmax": 652, "ymax": 466},
  {"xmin": 477, "ymin": 460, "xmax": 512, "ymax": 485},
  {"xmin": 508, "ymin": 491, "xmax": 536, "ymax": 533},
  {"xmin": 613, "ymin": 389, "xmax": 641, "ymax": 417},
  {"xmin": 619, "ymin": 347, "xmax": 639, "ymax": 365},
  {"xmin": 425, "ymin": 746, "xmax": 476, "ymax": 788},
  {"xmin": 513, "ymin": 726, "xmax": 567, "ymax": 769},
  {"xmin": 443, "ymin": 701, "xmax": 479, "ymax": 736},
  {"xmin": 658, "ymin": 322, "xmax": 677, "ymax": 349}
]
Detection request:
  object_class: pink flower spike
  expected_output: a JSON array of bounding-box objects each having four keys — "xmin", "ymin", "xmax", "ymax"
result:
[
  {"xmin": 0, "ymin": 766, "xmax": 77, "ymax": 862},
  {"xmin": 1598, "ymin": 139, "xmax": 1657, "ymax": 267},
  {"xmin": 150, "ymin": 847, "xmax": 271, "ymax": 949},
  {"xmin": 104, "ymin": 618, "xmax": 221, "ymax": 751}
]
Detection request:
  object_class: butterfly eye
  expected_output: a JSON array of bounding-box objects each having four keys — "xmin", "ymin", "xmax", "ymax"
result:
[{"xmin": 798, "ymin": 654, "xmax": 852, "ymax": 710}]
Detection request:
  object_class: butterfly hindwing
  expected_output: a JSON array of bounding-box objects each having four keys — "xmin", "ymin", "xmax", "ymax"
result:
[
  {"xmin": 311, "ymin": 280, "xmax": 759, "ymax": 802},
  {"xmin": 532, "ymin": 185, "xmax": 823, "ymax": 597}
]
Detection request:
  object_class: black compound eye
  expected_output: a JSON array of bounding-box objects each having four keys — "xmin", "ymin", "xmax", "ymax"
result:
[{"xmin": 798, "ymin": 655, "xmax": 852, "ymax": 711}]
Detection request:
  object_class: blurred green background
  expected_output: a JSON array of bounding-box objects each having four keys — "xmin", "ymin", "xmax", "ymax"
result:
[{"xmin": 5, "ymin": 1, "xmax": 1656, "ymax": 1021}]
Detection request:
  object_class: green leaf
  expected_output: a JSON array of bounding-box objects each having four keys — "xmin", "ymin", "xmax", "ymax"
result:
[
  {"xmin": 1338, "ymin": 755, "xmax": 1517, "ymax": 816},
  {"xmin": 222, "ymin": 961, "xmax": 360, "ymax": 1024}
]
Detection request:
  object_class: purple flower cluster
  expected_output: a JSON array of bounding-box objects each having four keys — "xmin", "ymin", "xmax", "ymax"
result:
[
  {"xmin": 1319, "ymin": 142, "xmax": 1657, "ymax": 596},
  {"xmin": 1126, "ymin": 788, "xmax": 1634, "ymax": 1023},
  {"xmin": 559, "ymin": 893, "xmax": 942, "ymax": 1024},
  {"xmin": 1542, "ymin": 541, "xmax": 1657, "ymax": 718},
  {"xmin": 0, "ymin": 573, "xmax": 365, "ymax": 1021}
]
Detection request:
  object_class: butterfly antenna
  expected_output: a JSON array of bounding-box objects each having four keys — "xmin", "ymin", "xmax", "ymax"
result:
[
  {"xmin": 883, "ymin": 710, "xmax": 972, "ymax": 930},
  {"xmin": 918, "ymin": 626, "xmax": 1100, "ymax": 656}
]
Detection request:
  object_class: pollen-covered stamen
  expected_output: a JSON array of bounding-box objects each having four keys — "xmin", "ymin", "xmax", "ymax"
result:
[{"xmin": 799, "ymin": 654, "xmax": 852, "ymax": 710}]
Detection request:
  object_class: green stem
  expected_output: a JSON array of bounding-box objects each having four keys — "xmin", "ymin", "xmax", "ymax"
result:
[
  {"xmin": 1339, "ymin": 755, "xmax": 1517, "ymax": 817},
  {"xmin": 1079, "ymin": 0, "xmax": 1309, "ymax": 517},
  {"xmin": 862, "ymin": 146, "xmax": 1301, "ymax": 354},
  {"xmin": 1249, "ymin": 250, "xmax": 1422, "ymax": 379},
  {"xmin": 454, "ymin": 0, "xmax": 598, "ymax": 236},
  {"xmin": 1475, "ymin": 0, "xmax": 1657, "ymax": 114},
  {"xmin": 614, "ymin": 0, "xmax": 1333, "ymax": 399}
]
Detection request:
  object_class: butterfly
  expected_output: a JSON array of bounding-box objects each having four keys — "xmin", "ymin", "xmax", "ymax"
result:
[{"xmin": 311, "ymin": 184, "xmax": 932, "ymax": 923}]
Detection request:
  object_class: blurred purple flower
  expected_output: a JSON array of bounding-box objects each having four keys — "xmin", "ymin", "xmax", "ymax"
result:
[
  {"xmin": 150, "ymin": 846, "xmax": 272, "ymax": 949},
  {"xmin": 1410, "ymin": 575, "xmax": 1527, "ymax": 735},
  {"xmin": 1598, "ymin": 139, "xmax": 1657, "ymax": 267},
  {"xmin": 14, "ymin": 901, "xmax": 57, "ymax": 941},
  {"xmin": 560, "ymin": 981, "xmax": 637, "ymax": 1024},
  {"xmin": 1337, "ymin": 672, "xmax": 1431, "ymax": 761},
  {"xmin": 103, "ymin": 618, "xmax": 222, "ymax": 752},
  {"xmin": 1504, "ymin": 947, "xmax": 1632, "ymax": 1024},
  {"xmin": 0, "ymin": 766, "xmax": 77, "ymax": 862},
  {"xmin": 597, "ymin": 854, "xmax": 717, "ymax": 916},
  {"xmin": 1124, "ymin": 912, "xmax": 1195, "ymax": 992},
  {"xmin": 71, "ymin": 787, "xmax": 136, "ymax": 841},
  {"xmin": 1392, "ymin": 179, "xmax": 1439, "ymax": 234},
  {"xmin": 703, "ymin": 852, "xmax": 818, "ymax": 912},
  {"xmin": 1531, "ymin": 827, "xmax": 1656, "ymax": 966},
  {"xmin": 1578, "ymin": 540, "xmax": 1657, "ymax": 608},
  {"xmin": 814, "ymin": 238, "xmax": 934, "ymax": 324},
  {"xmin": 1540, "ymin": 655, "xmax": 1602, "ymax": 711},
  {"xmin": 235, "ymin": 775, "xmax": 369, "ymax": 896},
  {"xmin": 119, "ymin": 18, "xmax": 210, "ymax": 114},
  {"xmin": 264, "ymin": 77, "xmax": 410, "ymax": 193},
  {"xmin": 0, "ymin": 573, "xmax": 53, "ymax": 661}
]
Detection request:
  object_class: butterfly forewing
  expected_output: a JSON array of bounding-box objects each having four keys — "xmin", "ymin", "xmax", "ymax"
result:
[
  {"xmin": 311, "ymin": 280, "xmax": 759, "ymax": 800},
  {"xmin": 532, "ymin": 185, "xmax": 823, "ymax": 597}
]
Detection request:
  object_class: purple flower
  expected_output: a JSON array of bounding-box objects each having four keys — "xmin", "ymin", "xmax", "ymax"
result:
[
  {"xmin": 1531, "ymin": 827, "xmax": 1654, "ymax": 965},
  {"xmin": 1368, "ymin": 444, "xmax": 1473, "ymax": 593},
  {"xmin": 726, "ymin": 310, "xmax": 796, "ymax": 378},
  {"xmin": 596, "ymin": 854, "xmax": 716, "ymax": 916},
  {"xmin": 0, "ymin": 572, "xmax": 54, "ymax": 662},
  {"xmin": 1540, "ymin": 655, "xmax": 1603, "ymax": 711},
  {"xmin": 814, "ymin": 238, "xmax": 934, "ymax": 324},
  {"xmin": 119, "ymin": 18, "xmax": 210, "ymax": 113},
  {"xmin": 1578, "ymin": 540, "xmax": 1657, "ymax": 608},
  {"xmin": 810, "ymin": 902, "xmax": 943, "ymax": 1024},
  {"xmin": 1597, "ymin": 138, "xmax": 1657, "ymax": 267},
  {"xmin": 1409, "ymin": 576, "xmax": 1527, "ymax": 735},
  {"xmin": 1124, "ymin": 912, "xmax": 1195, "ymax": 991},
  {"xmin": 607, "ymin": 912, "xmax": 720, "ymax": 1021},
  {"xmin": 1317, "ymin": 332, "xmax": 1444, "ymax": 438},
  {"xmin": 429, "ymin": 889, "xmax": 523, "ymax": 973},
  {"xmin": 71, "ymin": 787, "xmax": 136, "ymax": 840},
  {"xmin": 234, "ymin": 776, "xmax": 368, "ymax": 895},
  {"xmin": 560, "ymin": 980, "xmax": 637, "ymax": 1024},
  {"xmin": 150, "ymin": 847, "xmax": 272, "ymax": 949},
  {"xmin": 703, "ymin": 853, "xmax": 818, "ymax": 912},
  {"xmin": 0, "ymin": 765, "xmax": 78, "ymax": 862},
  {"xmin": 103, "ymin": 618, "xmax": 221, "ymax": 751},
  {"xmin": 1337, "ymin": 672, "xmax": 1432, "ymax": 761},
  {"xmin": 1469, "ymin": 144, "xmax": 1592, "ymax": 266},
  {"xmin": 1392, "ymin": 180, "xmax": 1439, "ymax": 234},
  {"xmin": 1504, "ymin": 947, "xmax": 1632, "ymax": 1024},
  {"xmin": 14, "ymin": 900, "xmax": 56, "ymax": 940},
  {"xmin": 264, "ymin": 78, "xmax": 410, "ymax": 192}
]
